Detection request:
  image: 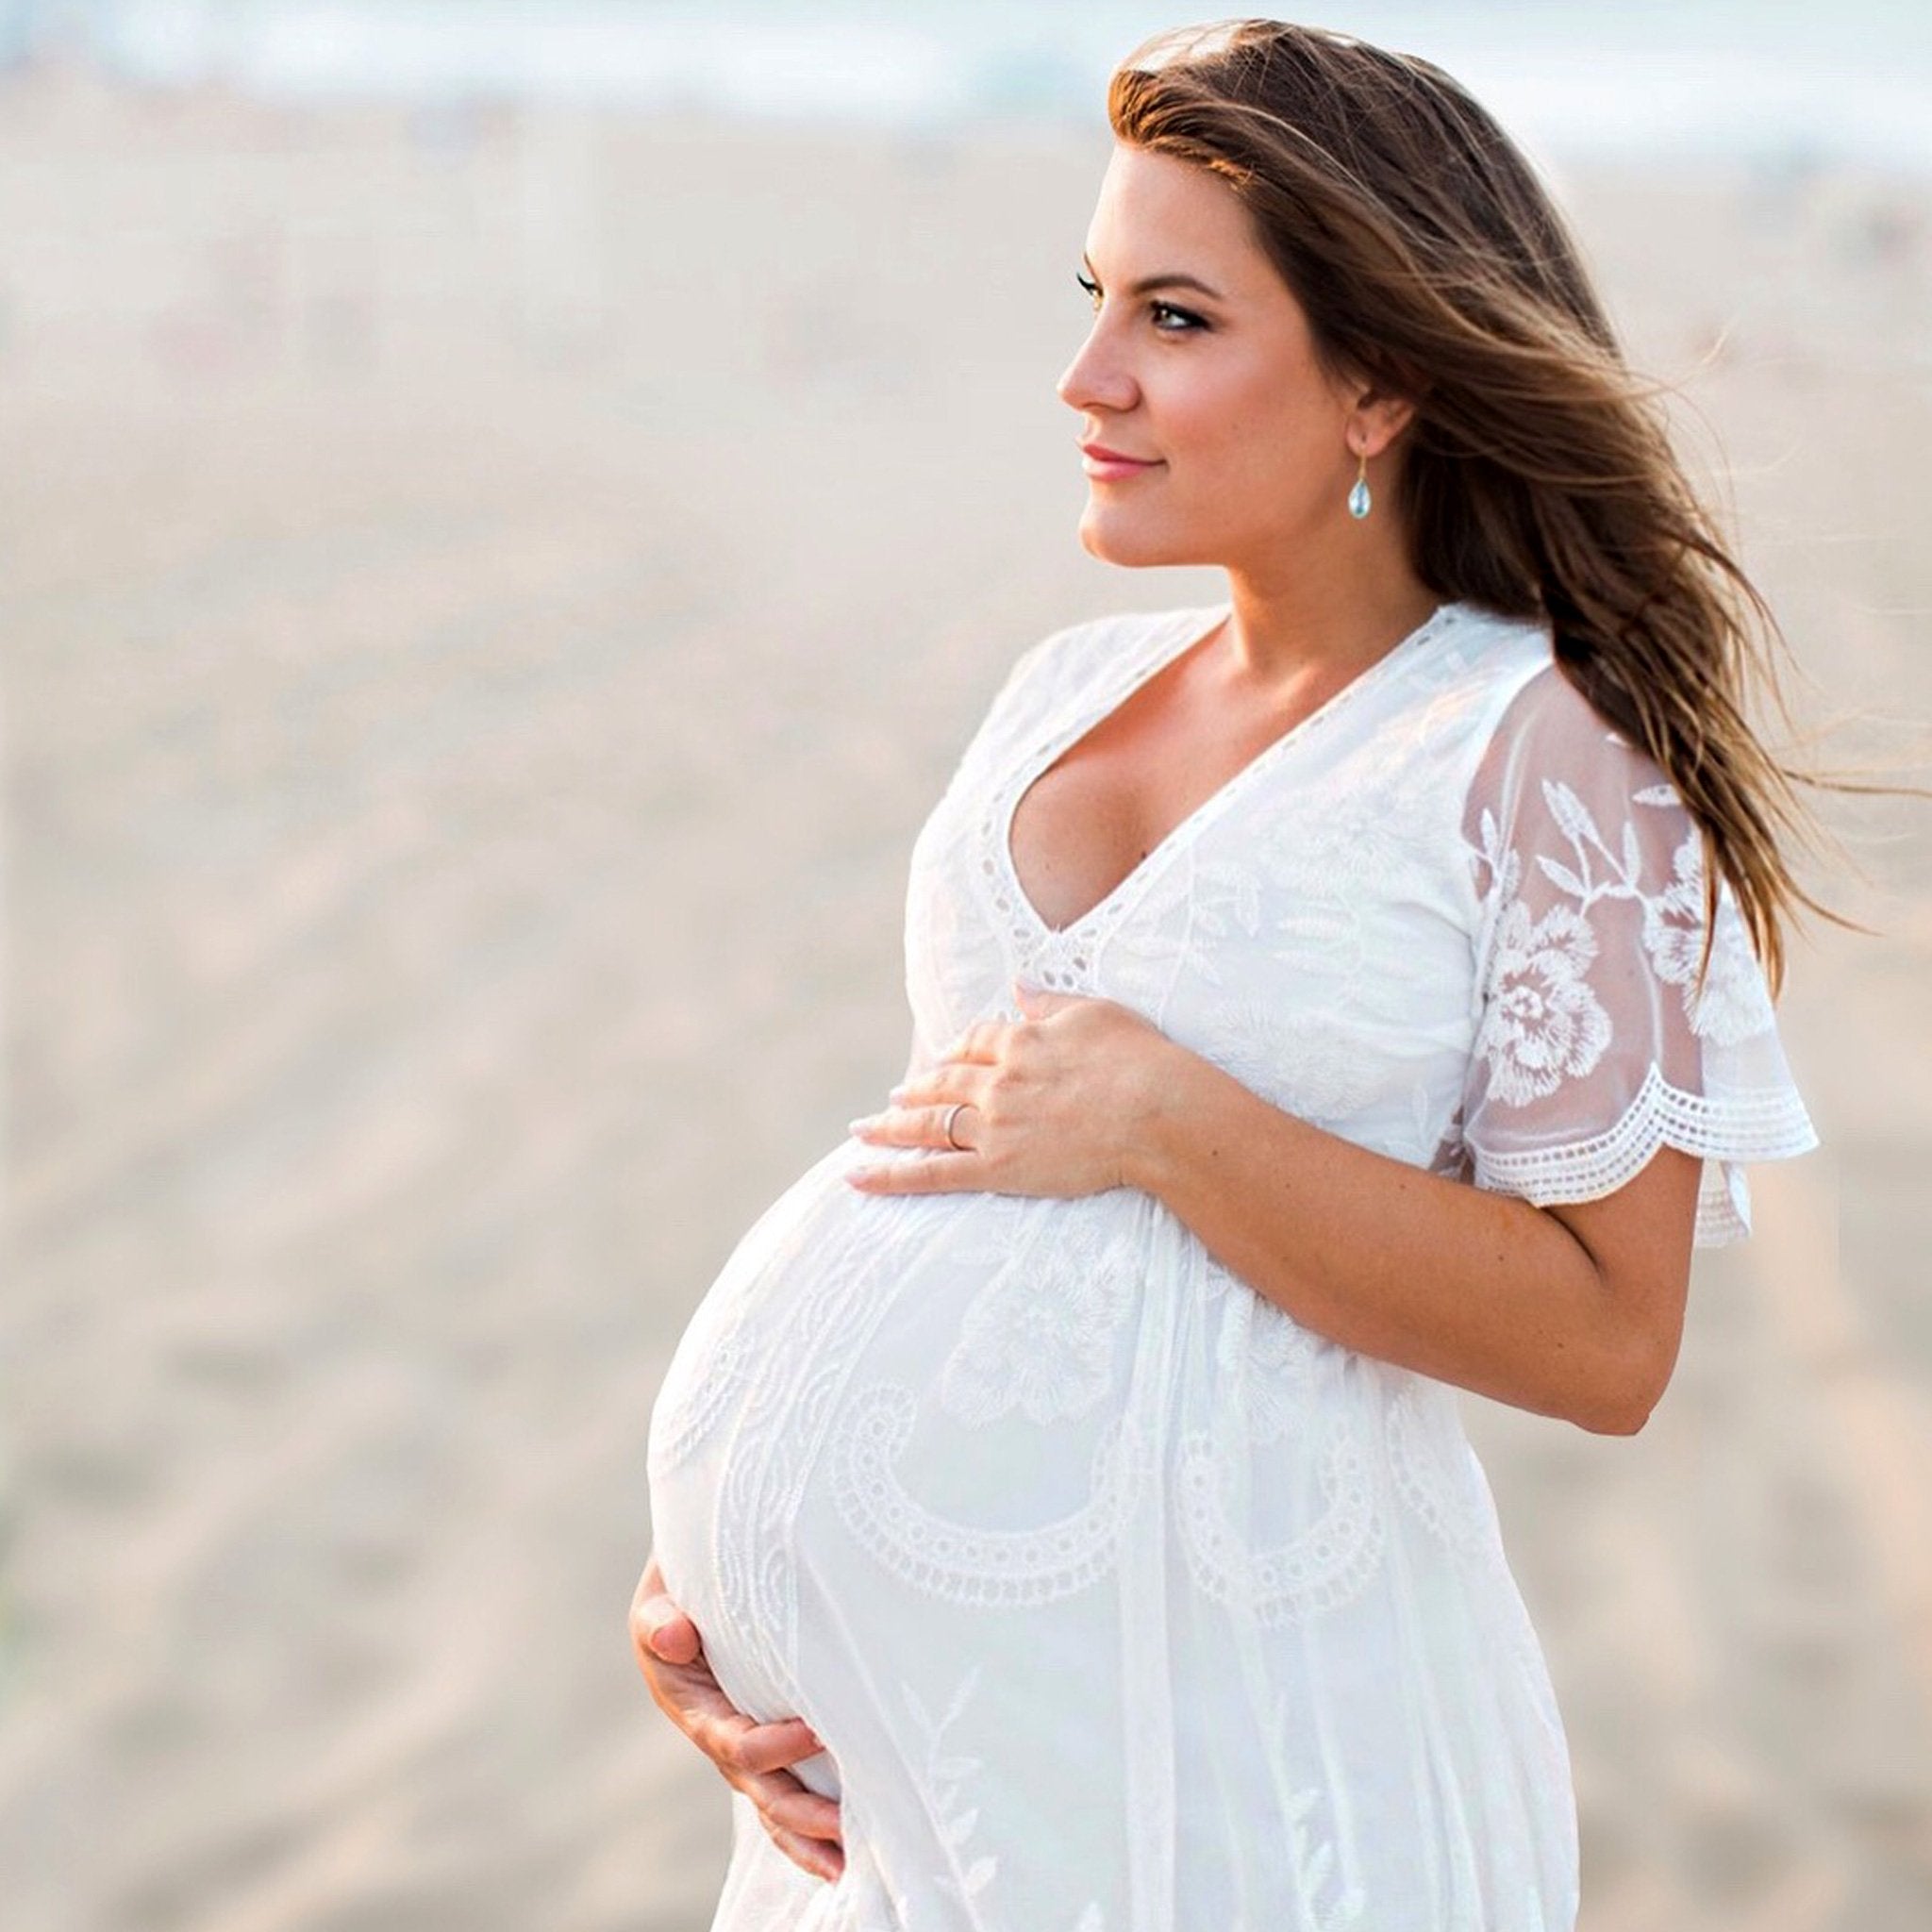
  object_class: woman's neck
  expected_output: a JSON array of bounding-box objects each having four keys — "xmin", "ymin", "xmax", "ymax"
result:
[{"xmin": 1218, "ymin": 545, "xmax": 1443, "ymax": 695}]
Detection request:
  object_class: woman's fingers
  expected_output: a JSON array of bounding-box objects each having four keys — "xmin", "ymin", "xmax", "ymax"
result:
[
  {"xmin": 882, "ymin": 1019, "xmax": 1021, "ymax": 1105},
  {"xmin": 636, "ymin": 1636, "xmax": 756, "ymax": 1745},
  {"xmin": 628, "ymin": 1554, "xmax": 704, "ymax": 1668},
  {"xmin": 884, "ymin": 1060, "xmax": 976, "ymax": 1108},
  {"xmin": 849, "ymin": 1100, "xmax": 979, "ymax": 1148},
  {"xmin": 847, "ymin": 1151, "xmax": 984, "ymax": 1193},
  {"xmin": 741, "ymin": 1762, "xmax": 846, "ymax": 1881},
  {"xmin": 637, "ymin": 1635, "xmax": 829, "ymax": 1781},
  {"xmin": 740, "ymin": 1765, "xmax": 844, "ymax": 1842},
  {"xmin": 949, "ymin": 1017, "xmax": 1021, "ymax": 1064},
  {"xmin": 725, "ymin": 1714, "xmax": 826, "ymax": 1776},
  {"xmin": 768, "ymin": 1824, "xmax": 845, "ymax": 1884},
  {"xmin": 628, "ymin": 1566, "xmax": 844, "ymax": 1885},
  {"xmin": 702, "ymin": 1709, "xmax": 832, "ymax": 1787},
  {"xmin": 630, "ymin": 1591, "xmax": 702, "ymax": 1666}
]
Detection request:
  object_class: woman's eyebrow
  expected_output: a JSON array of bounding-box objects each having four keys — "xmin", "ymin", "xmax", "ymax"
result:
[{"xmin": 1080, "ymin": 252, "xmax": 1225, "ymax": 301}]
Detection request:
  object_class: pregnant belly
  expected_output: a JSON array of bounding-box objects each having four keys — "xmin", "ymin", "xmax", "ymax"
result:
[
  {"xmin": 645, "ymin": 1136, "xmax": 1051, "ymax": 1715},
  {"xmin": 641, "ymin": 1140, "xmax": 1411, "ymax": 1722},
  {"xmin": 644, "ymin": 1141, "xmax": 1204, "ymax": 1717},
  {"xmin": 644, "ymin": 1146, "xmax": 1575, "ymax": 1924}
]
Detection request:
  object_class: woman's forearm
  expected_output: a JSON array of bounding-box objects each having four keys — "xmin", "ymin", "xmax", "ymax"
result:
[{"xmin": 1123, "ymin": 1039, "xmax": 1649, "ymax": 1433}]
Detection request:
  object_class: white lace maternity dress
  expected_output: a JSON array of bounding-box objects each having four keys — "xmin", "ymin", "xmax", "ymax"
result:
[{"xmin": 645, "ymin": 597, "xmax": 1818, "ymax": 1932}]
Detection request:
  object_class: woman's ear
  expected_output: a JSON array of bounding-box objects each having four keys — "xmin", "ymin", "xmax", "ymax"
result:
[{"xmin": 1351, "ymin": 383, "xmax": 1421, "ymax": 458}]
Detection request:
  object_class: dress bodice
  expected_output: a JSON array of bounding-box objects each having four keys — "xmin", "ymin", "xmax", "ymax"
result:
[{"xmin": 902, "ymin": 598, "xmax": 1810, "ymax": 1238}]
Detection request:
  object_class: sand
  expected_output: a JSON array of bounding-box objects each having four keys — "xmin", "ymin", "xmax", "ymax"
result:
[{"xmin": 0, "ymin": 52, "xmax": 1928, "ymax": 1932}]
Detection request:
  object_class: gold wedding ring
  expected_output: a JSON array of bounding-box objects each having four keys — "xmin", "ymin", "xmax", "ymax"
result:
[{"xmin": 942, "ymin": 1101, "xmax": 970, "ymax": 1151}]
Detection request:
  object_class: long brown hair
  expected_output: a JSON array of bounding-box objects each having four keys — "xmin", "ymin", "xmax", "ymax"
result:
[{"xmin": 1108, "ymin": 17, "xmax": 1864, "ymax": 996}]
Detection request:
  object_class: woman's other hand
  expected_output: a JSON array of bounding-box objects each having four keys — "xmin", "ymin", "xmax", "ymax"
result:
[
  {"xmin": 845, "ymin": 979, "xmax": 1176, "ymax": 1197},
  {"xmin": 628, "ymin": 1553, "xmax": 845, "ymax": 1884}
]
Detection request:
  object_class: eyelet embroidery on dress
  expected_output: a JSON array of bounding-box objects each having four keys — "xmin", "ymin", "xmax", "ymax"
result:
[
  {"xmin": 830, "ymin": 1382, "xmax": 1150, "ymax": 1607},
  {"xmin": 1017, "ymin": 919, "xmax": 1109, "ymax": 994},
  {"xmin": 1176, "ymin": 1420, "xmax": 1386, "ymax": 1625},
  {"xmin": 1468, "ymin": 1058, "xmax": 1811, "ymax": 1236},
  {"xmin": 974, "ymin": 622, "xmax": 1211, "ymax": 958}
]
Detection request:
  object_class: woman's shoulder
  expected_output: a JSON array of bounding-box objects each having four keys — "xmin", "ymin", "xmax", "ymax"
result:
[
  {"xmin": 1430, "ymin": 598, "xmax": 1554, "ymax": 691},
  {"xmin": 1467, "ymin": 635, "xmax": 1673, "ymax": 796},
  {"xmin": 1012, "ymin": 600, "xmax": 1222, "ymax": 677},
  {"xmin": 1378, "ymin": 604, "xmax": 1660, "ymax": 851},
  {"xmin": 982, "ymin": 601, "xmax": 1223, "ymax": 728},
  {"xmin": 1424, "ymin": 603, "xmax": 1640, "ymax": 772}
]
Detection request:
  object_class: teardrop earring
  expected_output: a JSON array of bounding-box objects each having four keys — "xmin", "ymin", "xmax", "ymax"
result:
[{"xmin": 1347, "ymin": 444, "xmax": 1372, "ymax": 521}]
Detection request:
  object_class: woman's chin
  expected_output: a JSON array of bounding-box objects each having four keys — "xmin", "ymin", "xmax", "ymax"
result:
[{"xmin": 1075, "ymin": 508, "xmax": 1194, "ymax": 570}]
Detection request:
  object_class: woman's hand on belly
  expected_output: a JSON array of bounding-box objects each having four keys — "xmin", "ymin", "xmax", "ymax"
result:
[
  {"xmin": 845, "ymin": 979, "xmax": 1174, "ymax": 1198},
  {"xmin": 628, "ymin": 1552, "xmax": 845, "ymax": 1884}
]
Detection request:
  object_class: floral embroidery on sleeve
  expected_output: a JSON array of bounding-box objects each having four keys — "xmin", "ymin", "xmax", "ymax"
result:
[
  {"xmin": 1633, "ymin": 789, "xmax": 1777, "ymax": 1045},
  {"xmin": 1471, "ymin": 763, "xmax": 1775, "ymax": 1114},
  {"xmin": 1459, "ymin": 671, "xmax": 1816, "ymax": 1242}
]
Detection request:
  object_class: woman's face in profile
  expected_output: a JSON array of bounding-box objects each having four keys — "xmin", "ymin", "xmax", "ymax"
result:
[{"xmin": 1058, "ymin": 142, "xmax": 1363, "ymax": 573}]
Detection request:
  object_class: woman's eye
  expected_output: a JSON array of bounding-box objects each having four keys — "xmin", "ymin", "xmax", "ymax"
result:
[{"xmin": 1074, "ymin": 274, "xmax": 1206, "ymax": 335}]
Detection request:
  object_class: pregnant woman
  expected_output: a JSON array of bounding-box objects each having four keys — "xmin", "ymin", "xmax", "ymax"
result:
[{"xmin": 633, "ymin": 20, "xmax": 1822, "ymax": 1930}]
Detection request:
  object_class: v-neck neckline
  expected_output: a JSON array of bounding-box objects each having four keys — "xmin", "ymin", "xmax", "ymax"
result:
[{"xmin": 994, "ymin": 598, "xmax": 1462, "ymax": 941}]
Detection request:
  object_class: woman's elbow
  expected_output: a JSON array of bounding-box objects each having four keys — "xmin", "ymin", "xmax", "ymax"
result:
[
  {"xmin": 1576, "ymin": 1326, "xmax": 1680, "ymax": 1436},
  {"xmin": 1581, "ymin": 1391, "xmax": 1656, "ymax": 1437}
]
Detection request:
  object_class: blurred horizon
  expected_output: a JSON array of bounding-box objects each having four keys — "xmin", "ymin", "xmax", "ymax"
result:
[{"xmin": 3, "ymin": 0, "xmax": 1932, "ymax": 175}]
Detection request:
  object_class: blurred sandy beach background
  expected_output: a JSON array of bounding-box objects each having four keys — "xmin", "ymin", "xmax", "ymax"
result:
[{"xmin": 1, "ymin": 3, "xmax": 1928, "ymax": 1928}]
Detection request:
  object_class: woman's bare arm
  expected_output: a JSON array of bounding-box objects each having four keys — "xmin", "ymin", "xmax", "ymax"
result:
[
  {"xmin": 852, "ymin": 991, "xmax": 1700, "ymax": 1436},
  {"xmin": 1124, "ymin": 1040, "xmax": 1701, "ymax": 1435}
]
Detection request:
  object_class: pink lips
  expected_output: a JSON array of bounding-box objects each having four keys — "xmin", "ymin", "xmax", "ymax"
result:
[{"xmin": 1080, "ymin": 441, "xmax": 1162, "ymax": 480}]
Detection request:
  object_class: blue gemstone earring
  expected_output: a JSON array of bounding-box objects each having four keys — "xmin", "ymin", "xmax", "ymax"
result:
[{"xmin": 1347, "ymin": 443, "xmax": 1372, "ymax": 520}]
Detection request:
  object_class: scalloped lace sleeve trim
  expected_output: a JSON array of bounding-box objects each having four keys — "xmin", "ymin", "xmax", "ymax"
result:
[{"xmin": 1468, "ymin": 1060, "xmax": 1820, "ymax": 1246}]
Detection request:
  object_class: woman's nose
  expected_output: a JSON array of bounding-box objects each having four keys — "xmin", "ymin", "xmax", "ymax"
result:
[{"xmin": 1056, "ymin": 326, "xmax": 1135, "ymax": 415}]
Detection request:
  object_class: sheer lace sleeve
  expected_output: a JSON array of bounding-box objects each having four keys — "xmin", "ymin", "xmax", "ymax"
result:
[{"xmin": 1459, "ymin": 664, "xmax": 1818, "ymax": 1244}]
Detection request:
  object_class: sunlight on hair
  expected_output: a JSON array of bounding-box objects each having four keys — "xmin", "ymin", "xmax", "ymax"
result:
[{"xmin": 1124, "ymin": 18, "xmax": 1248, "ymax": 71}]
